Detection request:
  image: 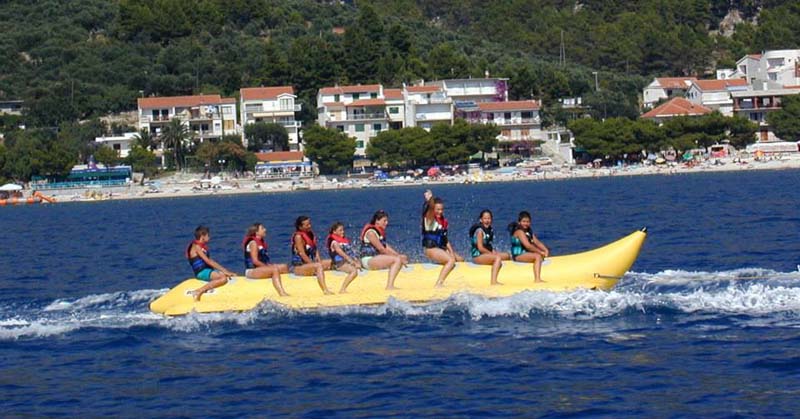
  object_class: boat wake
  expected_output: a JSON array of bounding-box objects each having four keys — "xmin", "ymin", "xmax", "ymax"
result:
[{"xmin": 2, "ymin": 268, "xmax": 800, "ymax": 340}]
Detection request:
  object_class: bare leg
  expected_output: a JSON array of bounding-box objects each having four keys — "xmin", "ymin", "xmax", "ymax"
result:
[
  {"xmin": 473, "ymin": 253, "xmax": 504, "ymax": 285},
  {"xmin": 294, "ymin": 262, "xmax": 333, "ymax": 295},
  {"xmin": 514, "ymin": 252, "xmax": 546, "ymax": 283},
  {"xmin": 368, "ymin": 255, "xmax": 403, "ymax": 290},
  {"xmin": 425, "ymin": 248, "xmax": 455, "ymax": 287},
  {"xmin": 337, "ymin": 264, "xmax": 358, "ymax": 293},
  {"xmin": 271, "ymin": 267, "xmax": 289, "ymax": 297},
  {"xmin": 191, "ymin": 272, "xmax": 228, "ymax": 301}
]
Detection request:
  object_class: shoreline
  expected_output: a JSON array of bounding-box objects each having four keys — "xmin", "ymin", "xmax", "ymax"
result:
[{"xmin": 28, "ymin": 155, "xmax": 800, "ymax": 204}]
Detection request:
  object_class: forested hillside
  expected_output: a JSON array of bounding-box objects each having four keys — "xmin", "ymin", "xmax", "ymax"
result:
[{"xmin": 2, "ymin": 0, "xmax": 799, "ymax": 128}]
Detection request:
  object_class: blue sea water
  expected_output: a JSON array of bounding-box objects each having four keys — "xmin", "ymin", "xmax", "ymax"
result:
[{"xmin": 2, "ymin": 169, "xmax": 800, "ymax": 418}]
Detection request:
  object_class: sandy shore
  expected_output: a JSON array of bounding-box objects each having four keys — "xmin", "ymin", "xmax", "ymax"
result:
[{"xmin": 34, "ymin": 155, "xmax": 800, "ymax": 204}]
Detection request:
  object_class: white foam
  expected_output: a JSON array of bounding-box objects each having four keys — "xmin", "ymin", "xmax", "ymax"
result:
[{"xmin": 4, "ymin": 268, "xmax": 800, "ymax": 340}]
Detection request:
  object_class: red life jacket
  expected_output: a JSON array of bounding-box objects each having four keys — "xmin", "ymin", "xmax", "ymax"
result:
[{"xmin": 360, "ymin": 223, "xmax": 386, "ymax": 242}]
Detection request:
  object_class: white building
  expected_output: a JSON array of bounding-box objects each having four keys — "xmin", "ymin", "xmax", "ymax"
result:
[
  {"xmin": 403, "ymin": 85, "xmax": 453, "ymax": 130},
  {"xmin": 240, "ymin": 86, "xmax": 302, "ymax": 151},
  {"xmin": 731, "ymin": 87, "xmax": 800, "ymax": 142},
  {"xmin": 686, "ymin": 79, "xmax": 749, "ymax": 116},
  {"xmin": 424, "ymin": 77, "xmax": 509, "ymax": 115},
  {"xmin": 465, "ymin": 100, "xmax": 542, "ymax": 143},
  {"xmin": 94, "ymin": 132, "xmax": 139, "ymax": 158},
  {"xmin": 642, "ymin": 77, "xmax": 697, "ymax": 109},
  {"xmin": 137, "ymin": 94, "xmax": 239, "ymax": 141},
  {"xmin": 732, "ymin": 50, "xmax": 800, "ymax": 90},
  {"xmin": 317, "ymin": 84, "xmax": 387, "ymax": 156}
]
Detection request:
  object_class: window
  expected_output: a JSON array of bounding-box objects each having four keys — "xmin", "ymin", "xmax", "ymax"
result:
[
  {"xmin": 389, "ymin": 107, "xmax": 399, "ymax": 114},
  {"xmin": 356, "ymin": 140, "xmax": 365, "ymax": 148},
  {"xmin": 336, "ymin": 125, "xmax": 344, "ymax": 132},
  {"xmin": 370, "ymin": 92, "xmax": 377, "ymax": 99},
  {"xmin": 373, "ymin": 123, "xmax": 382, "ymax": 132},
  {"xmin": 334, "ymin": 94, "xmax": 340, "ymax": 102},
  {"xmin": 355, "ymin": 124, "xmax": 365, "ymax": 132},
  {"xmin": 352, "ymin": 93, "xmax": 360, "ymax": 100},
  {"xmin": 504, "ymin": 112, "xmax": 512, "ymax": 120},
  {"xmin": 113, "ymin": 144, "xmax": 121, "ymax": 151},
  {"xmin": 521, "ymin": 111, "xmax": 533, "ymax": 119},
  {"xmin": 279, "ymin": 98, "xmax": 292, "ymax": 110}
]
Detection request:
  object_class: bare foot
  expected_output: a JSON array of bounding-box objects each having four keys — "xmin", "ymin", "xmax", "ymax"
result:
[
  {"xmin": 279, "ymin": 292, "xmax": 289, "ymax": 297},
  {"xmin": 323, "ymin": 290, "xmax": 334, "ymax": 295},
  {"xmin": 491, "ymin": 281, "xmax": 503, "ymax": 286},
  {"xmin": 434, "ymin": 281, "xmax": 445, "ymax": 288},
  {"xmin": 385, "ymin": 285, "xmax": 398, "ymax": 290},
  {"xmin": 338, "ymin": 288, "xmax": 348, "ymax": 294},
  {"xmin": 534, "ymin": 279, "xmax": 545, "ymax": 283},
  {"xmin": 190, "ymin": 290, "xmax": 202, "ymax": 301}
]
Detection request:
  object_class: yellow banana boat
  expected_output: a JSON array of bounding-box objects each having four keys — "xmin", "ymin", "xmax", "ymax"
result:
[{"xmin": 150, "ymin": 228, "xmax": 647, "ymax": 316}]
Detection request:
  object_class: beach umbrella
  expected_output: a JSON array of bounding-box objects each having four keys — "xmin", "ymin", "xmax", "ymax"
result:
[
  {"xmin": 427, "ymin": 167, "xmax": 440, "ymax": 177},
  {"xmin": 592, "ymin": 158, "xmax": 602, "ymax": 163},
  {"xmin": 0, "ymin": 184, "xmax": 23, "ymax": 191}
]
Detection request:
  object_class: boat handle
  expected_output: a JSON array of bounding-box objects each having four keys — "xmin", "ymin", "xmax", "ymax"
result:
[{"xmin": 593, "ymin": 273, "xmax": 623, "ymax": 280}]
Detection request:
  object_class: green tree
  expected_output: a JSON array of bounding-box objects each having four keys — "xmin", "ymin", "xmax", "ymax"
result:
[
  {"xmin": 160, "ymin": 119, "xmax": 190, "ymax": 169},
  {"xmin": 133, "ymin": 128, "xmax": 156, "ymax": 151},
  {"xmin": 366, "ymin": 130, "xmax": 406, "ymax": 168},
  {"xmin": 124, "ymin": 145, "xmax": 158, "ymax": 184},
  {"xmin": 767, "ymin": 95, "xmax": 800, "ymax": 142},
  {"xmin": 94, "ymin": 145, "xmax": 121, "ymax": 168},
  {"xmin": 244, "ymin": 122, "xmax": 289, "ymax": 152},
  {"xmin": 302, "ymin": 125, "xmax": 355, "ymax": 174}
]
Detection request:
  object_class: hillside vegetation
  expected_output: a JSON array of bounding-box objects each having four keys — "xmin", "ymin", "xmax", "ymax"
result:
[{"xmin": 2, "ymin": 0, "xmax": 799, "ymax": 127}]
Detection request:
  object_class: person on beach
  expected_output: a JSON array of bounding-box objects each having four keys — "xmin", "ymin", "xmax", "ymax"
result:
[
  {"xmin": 326, "ymin": 222, "xmax": 361, "ymax": 293},
  {"xmin": 242, "ymin": 223, "xmax": 289, "ymax": 297},
  {"xmin": 291, "ymin": 215, "xmax": 333, "ymax": 295},
  {"xmin": 360, "ymin": 210, "xmax": 409, "ymax": 290},
  {"xmin": 508, "ymin": 211, "xmax": 550, "ymax": 283},
  {"xmin": 422, "ymin": 189, "xmax": 463, "ymax": 287},
  {"xmin": 469, "ymin": 209, "xmax": 511, "ymax": 285},
  {"xmin": 187, "ymin": 225, "xmax": 237, "ymax": 301}
]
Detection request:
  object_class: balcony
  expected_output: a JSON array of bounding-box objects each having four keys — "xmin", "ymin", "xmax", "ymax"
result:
[
  {"xmin": 348, "ymin": 112, "xmax": 388, "ymax": 121},
  {"xmin": 484, "ymin": 118, "xmax": 541, "ymax": 126}
]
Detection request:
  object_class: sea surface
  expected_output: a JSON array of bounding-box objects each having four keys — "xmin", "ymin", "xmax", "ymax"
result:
[{"xmin": 2, "ymin": 169, "xmax": 800, "ymax": 418}]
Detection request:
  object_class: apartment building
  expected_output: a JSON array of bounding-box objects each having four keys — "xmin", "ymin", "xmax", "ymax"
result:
[
  {"xmin": 240, "ymin": 86, "xmax": 302, "ymax": 151},
  {"xmin": 642, "ymin": 77, "xmax": 697, "ymax": 109},
  {"xmin": 137, "ymin": 94, "xmax": 238, "ymax": 141}
]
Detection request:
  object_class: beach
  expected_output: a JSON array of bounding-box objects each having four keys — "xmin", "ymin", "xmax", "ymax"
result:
[{"xmin": 33, "ymin": 154, "xmax": 800, "ymax": 203}]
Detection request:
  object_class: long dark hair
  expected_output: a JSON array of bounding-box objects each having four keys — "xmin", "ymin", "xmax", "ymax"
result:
[
  {"xmin": 294, "ymin": 215, "xmax": 310, "ymax": 230},
  {"xmin": 370, "ymin": 210, "xmax": 388, "ymax": 225},
  {"xmin": 507, "ymin": 211, "xmax": 531, "ymax": 233}
]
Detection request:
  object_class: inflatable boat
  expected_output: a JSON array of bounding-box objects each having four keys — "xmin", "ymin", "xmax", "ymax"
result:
[{"xmin": 150, "ymin": 228, "xmax": 647, "ymax": 316}]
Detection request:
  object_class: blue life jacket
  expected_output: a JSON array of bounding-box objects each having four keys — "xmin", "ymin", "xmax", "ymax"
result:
[
  {"xmin": 327, "ymin": 234, "xmax": 356, "ymax": 266},
  {"xmin": 469, "ymin": 224, "xmax": 494, "ymax": 258},
  {"xmin": 359, "ymin": 224, "xmax": 386, "ymax": 257},
  {"xmin": 291, "ymin": 230, "xmax": 318, "ymax": 266},
  {"xmin": 186, "ymin": 240, "xmax": 211, "ymax": 275},
  {"xmin": 422, "ymin": 215, "xmax": 449, "ymax": 249},
  {"xmin": 243, "ymin": 235, "xmax": 270, "ymax": 269},
  {"xmin": 510, "ymin": 228, "xmax": 534, "ymax": 258}
]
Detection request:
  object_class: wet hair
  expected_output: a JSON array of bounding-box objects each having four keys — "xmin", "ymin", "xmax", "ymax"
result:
[
  {"xmin": 294, "ymin": 215, "xmax": 310, "ymax": 230},
  {"xmin": 478, "ymin": 209, "xmax": 493, "ymax": 220},
  {"xmin": 329, "ymin": 221, "xmax": 344, "ymax": 235},
  {"xmin": 370, "ymin": 210, "xmax": 388, "ymax": 225},
  {"xmin": 194, "ymin": 225, "xmax": 209, "ymax": 239},
  {"xmin": 507, "ymin": 211, "xmax": 532, "ymax": 234},
  {"xmin": 245, "ymin": 223, "xmax": 263, "ymax": 237}
]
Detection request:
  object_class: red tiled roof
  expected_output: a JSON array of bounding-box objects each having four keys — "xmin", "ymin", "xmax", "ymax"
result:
[
  {"xmin": 241, "ymin": 86, "xmax": 294, "ymax": 101},
  {"xmin": 477, "ymin": 100, "xmax": 540, "ymax": 111},
  {"xmin": 346, "ymin": 99, "xmax": 386, "ymax": 107},
  {"xmin": 641, "ymin": 97, "xmax": 712, "ymax": 119},
  {"xmin": 656, "ymin": 77, "xmax": 697, "ymax": 89},
  {"xmin": 748, "ymin": 54, "xmax": 763, "ymax": 60},
  {"xmin": 255, "ymin": 151, "xmax": 305, "ymax": 162},
  {"xmin": 138, "ymin": 94, "xmax": 230, "ymax": 109},
  {"xmin": 384, "ymin": 89, "xmax": 403, "ymax": 100},
  {"xmin": 322, "ymin": 102, "xmax": 345, "ymax": 107},
  {"xmin": 784, "ymin": 85, "xmax": 800, "ymax": 89},
  {"xmin": 693, "ymin": 79, "xmax": 749, "ymax": 91},
  {"xmin": 319, "ymin": 84, "xmax": 382, "ymax": 95},
  {"xmin": 221, "ymin": 98, "xmax": 237, "ymax": 104},
  {"xmin": 407, "ymin": 85, "xmax": 441, "ymax": 93}
]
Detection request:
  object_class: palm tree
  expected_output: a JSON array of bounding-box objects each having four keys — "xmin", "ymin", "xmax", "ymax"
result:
[
  {"xmin": 133, "ymin": 128, "xmax": 155, "ymax": 151},
  {"xmin": 160, "ymin": 119, "xmax": 190, "ymax": 170}
]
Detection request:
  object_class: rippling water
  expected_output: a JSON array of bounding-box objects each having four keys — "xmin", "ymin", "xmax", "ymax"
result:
[{"xmin": 2, "ymin": 170, "xmax": 800, "ymax": 417}]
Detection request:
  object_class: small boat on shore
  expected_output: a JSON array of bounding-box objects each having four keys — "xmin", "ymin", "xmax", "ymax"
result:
[{"xmin": 150, "ymin": 228, "xmax": 647, "ymax": 316}]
